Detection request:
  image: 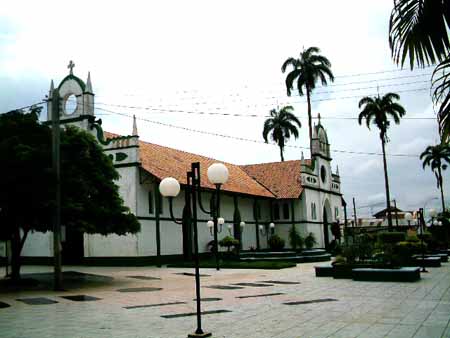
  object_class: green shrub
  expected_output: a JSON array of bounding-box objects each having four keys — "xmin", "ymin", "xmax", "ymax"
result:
[
  {"xmin": 218, "ymin": 236, "xmax": 239, "ymax": 252},
  {"xmin": 406, "ymin": 235, "xmax": 420, "ymax": 243},
  {"xmin": 417, "ymin": 232, "xmax": 432, "ymax": 242},
  {"xmin": 393, "ymin": 241, "xmax": 425, "ymax": 265},
  {"xmin": 304, "ymin": 232, "xmax": 317, "ymax": 250},
  {"xmin": 377, "ymin": 232, "xmax": 405, "ymax": 244},
  {"xmin": 342, "ymin": 245, "xmax": 357, "ymax": 264},
  {"xmin": 268, "ymin": 234, "xmax": 285, "ymax": 251},
  {"xmin": 288, "ymin": 225, "xmax": 303, "ymax": 250},
  {"xmin": 332, "ymin": 254, "xmax": 346, "ymax": 265}
]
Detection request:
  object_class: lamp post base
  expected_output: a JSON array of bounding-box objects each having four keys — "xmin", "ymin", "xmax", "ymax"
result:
[{"xmin": 188, "ymin": 331, "xmax": 212, "ymax": 338}]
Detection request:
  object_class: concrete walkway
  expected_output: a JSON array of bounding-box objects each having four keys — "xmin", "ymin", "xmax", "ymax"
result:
[{"xmin": 0, "ymin": 262, "xmax": 449, "ymax": 338}]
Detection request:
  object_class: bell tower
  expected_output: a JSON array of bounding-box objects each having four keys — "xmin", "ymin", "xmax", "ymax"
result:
[{"xmin": 47, "ymin": 61, "xmax": 95, "ymax": 132}]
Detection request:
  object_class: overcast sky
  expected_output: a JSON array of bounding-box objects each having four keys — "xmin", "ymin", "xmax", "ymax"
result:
[{"xmin": 1, "ymin": 0, "xmax": 448, "ymax": 217}]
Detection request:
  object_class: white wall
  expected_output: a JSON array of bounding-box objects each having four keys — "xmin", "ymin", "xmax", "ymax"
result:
[{"xmin": 21, "ymin": 231, "xmax": 52, "ymax": 257}]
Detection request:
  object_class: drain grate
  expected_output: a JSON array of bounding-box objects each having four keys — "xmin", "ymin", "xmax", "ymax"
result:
[
  {"xmin": 260, "ymin": 280, "xmax": 300, "ymax": 285},
  {"xmin": 125, "ymin": 301, "xmax": 186, "ymax": 309},
  {"xmin": 174, "ymin": 272, "xmax": 210, "ymax": 277},
  {"xmin": 284, "ymin": 298, "xmax": 337, "ymax": 305},
  {"xmin": 61, "ymin": 295, "xmax": 101, "ymax": 302},
  {"xmin": 232, "ymin": 282, "xmax": 273, "ymax": 287},
  {"xmin": 236, "ymin": 292, "xmax": 284, "ymax": 299},
  {"xmin": 193, "ymin": 298, "xmax": 222, "ymax": 302},
  {"xmin": 17, "ymin": 297, "xmax": 58, "ymax": 305},
  {"xmin": 206, "ymin": 285, "xmax": 244, "ymax": 290},
  {"xmin": 161, "ymin": 309, "xmax": 231, "ymax": 319},
  {"xmin": 127, "ymin": 276, "xmax": 161, "ymax": 281},
  {"xmin": 117, "ymin": 287, "xmax": 162, "ymax": 293}
]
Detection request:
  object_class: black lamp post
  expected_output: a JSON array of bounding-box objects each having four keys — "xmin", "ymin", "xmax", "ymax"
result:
[
  {"xmin": 417, "ymin": 208, "xmax": 428, "ymax": 273},
  {"xmin": 159, "ymin": 162, "xmax": 228, "ymax": 338},
  {"xmin": 259, "ymin": 222, "xmax": 274, "ymax": 244}
]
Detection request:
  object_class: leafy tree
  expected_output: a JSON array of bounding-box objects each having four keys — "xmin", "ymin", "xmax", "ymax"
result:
[
  {"xmin": 358, "ymin": 93, "xmax": 406, "ymax": 229},
  {"xmin": 262, "ymin": 105, "xmax": 301, "ymax": 161},
  {"xmin": 389, "ymin": 0, "xmax": 450, "ymax": 141},
  {"xmin": 0, "ymin": 110, "xmax": 140, "ymax": 281},
  {"xmin": 281, "ymin": 46, "xmax": 334, "ymax": 152},
  {"xmin": 420, "ymin": 143, "xmax": 450, "ymax": 212}
]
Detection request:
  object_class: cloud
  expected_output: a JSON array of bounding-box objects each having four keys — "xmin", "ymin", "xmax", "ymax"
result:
[{"xmin": 0, "ymin": 0, "xmax": 447, "ymax": 215}]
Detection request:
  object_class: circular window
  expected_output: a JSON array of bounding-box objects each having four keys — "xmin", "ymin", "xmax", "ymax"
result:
[
  {"xmin": 64, "ymin": 94, "xmax": 77, "ymax": 115},
  {"xmin": 320, "ymin": 165, "xmax": 327, "ymax": 184}
]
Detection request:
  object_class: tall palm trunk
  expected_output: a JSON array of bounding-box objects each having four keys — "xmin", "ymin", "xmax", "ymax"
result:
[
  {"xmin": 306, "ymin": 87, "xmax": 313, "ymax": 154},
  {"xmin": 279, "ymin": 145, "xmax": 285, "ymax": 162},
  {"xmin": 438, "ymin": 166, "xmax": 446, "ymax": 212},
  {"xmin": 381, "ymin": 138, "xmax": 393, "ymax": 229}
]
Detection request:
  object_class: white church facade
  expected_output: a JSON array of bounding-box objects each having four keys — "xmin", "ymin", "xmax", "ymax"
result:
[{"xmin": 18, "ymin": 68, "xmax": 344, "ymax": 264}]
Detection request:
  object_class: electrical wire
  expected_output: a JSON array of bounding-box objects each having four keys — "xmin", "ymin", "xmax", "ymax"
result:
[{"xmin": 94, "ymin": 105, "xmax": 420, "ymax": 158}]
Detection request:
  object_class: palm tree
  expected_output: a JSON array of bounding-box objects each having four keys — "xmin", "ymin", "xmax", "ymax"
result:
[
  {"xmin": 420, "ymin": 143, "xmax": 450, "ymax": 212},
  {"xmin": 263, "ymin": 106, "xmax": 301, "ymax": 161},
  {"xmin": 281, "ymin": 46, "xmax": 334, "ymax": 152},
  {"xmin": 389, "ymin": 0, "xmax": 450, "ymax": 141},
  {"xmin": 358, "ymin": 92, "xmax": 406, "ymax": 229}
]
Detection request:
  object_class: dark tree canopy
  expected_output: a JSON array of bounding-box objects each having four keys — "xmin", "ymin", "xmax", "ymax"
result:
[
  {"xmin": 281, "ymin": 46, "xmax": 334, "ymax": 151},
  {"xmin": 357, "ymin": 92, "xmax": 406, "ymax": 229},
  {"xmin": 389, "ymin": 0, "xmax": 450, "ymax": 141},
  {"xmin": 0, "ymin": 109, "xmax": 140, "ymax": 278},
  {"xmin": 262, "ymin": 105, "xmax": 301, "ymax": 161}
]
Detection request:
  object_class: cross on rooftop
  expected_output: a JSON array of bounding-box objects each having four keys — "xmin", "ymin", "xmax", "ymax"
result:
[{"xmin": 68, "ymin": 60, "xmax": 75, "ymax": 75}]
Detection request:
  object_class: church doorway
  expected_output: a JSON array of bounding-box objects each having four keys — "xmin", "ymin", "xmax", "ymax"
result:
[{"xmin": 61, "ymin": 227, "xmax": 84, "ymax": 264}]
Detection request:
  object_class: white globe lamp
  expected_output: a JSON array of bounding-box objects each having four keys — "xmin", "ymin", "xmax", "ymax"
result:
[
  {"xmin": 159, "ymin": 177, "xmax": 180, "ymax": 197},
  {"xmin": 207, "ymin": 163, "xmax": 229, "ymax": 185}
]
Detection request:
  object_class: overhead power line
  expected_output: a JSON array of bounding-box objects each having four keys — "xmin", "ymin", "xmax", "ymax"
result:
[
  {"xmin": 94, "ymin": 105, "xmax": 420, "ymax": 158},
  {"xmin": 93, "ymin": 98, "xmax": 435, "ymax": 121},
  {"xmin": 95, "ymin": 66, "xmax": 433, "ymax": 100}
]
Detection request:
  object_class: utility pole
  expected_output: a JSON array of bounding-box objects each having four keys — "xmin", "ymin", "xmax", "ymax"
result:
[
  {"xmin": 352, "ymin": 197, "xmax": 358, "ymax": 227},
  {"xmin": 51, "ymin": 88, "xmax": 63, "ymax": 290}
]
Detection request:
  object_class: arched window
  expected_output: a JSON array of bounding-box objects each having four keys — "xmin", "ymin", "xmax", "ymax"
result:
[{"xmin": 311, "ymin": 202, "xmax": 317, "ymax": 220}]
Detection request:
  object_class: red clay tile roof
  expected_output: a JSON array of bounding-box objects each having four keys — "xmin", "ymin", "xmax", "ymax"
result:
[
  {"xmin": 104, "ymin": 132, "xmax": 274, "ymax": 198},
  {"xmin": 104, "ymin": 131, "xmax": 306, "ymax": 199},
  {"xmin": 240, "ymin": 160, "xmax": 310, "ymax": 199}
]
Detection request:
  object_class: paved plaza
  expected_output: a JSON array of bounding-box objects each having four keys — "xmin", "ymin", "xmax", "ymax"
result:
[{"xmin": 0, "ymin": 262, "xmax": 450, "ymax": 338}]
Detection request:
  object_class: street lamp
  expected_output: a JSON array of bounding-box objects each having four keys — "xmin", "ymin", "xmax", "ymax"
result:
[
  {"xmin": 259, "ymin": 222, "xmax": 275, "ymax": 236},
  {"xmin": 159, "ymin": 161, "xmax": 228, "ymax": 338},
  {"xmin": 416, "ymin": 208, "xmax": 428, "ymax": 273},
  {"xmin": 404, "ymin": 212, "xmax": 412, "ymax": 227},
  {"xmin": 206, "ymin": 217, "xmax": 225, "ymax": 236},
  {"xmin": 429, "ymin": 208, "xmax": 438, "ymax": 227}
]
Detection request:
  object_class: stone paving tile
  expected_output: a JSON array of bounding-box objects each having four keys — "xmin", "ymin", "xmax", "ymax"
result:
[
  {"xmin": 0, "ymin": 263, "xmax": 449, "ymax": 338},
  {"xmin": 412, "ymin": 325, "xmax": 446, "ymax": 338}
]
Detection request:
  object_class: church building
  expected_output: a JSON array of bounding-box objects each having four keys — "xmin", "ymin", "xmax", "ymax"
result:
[{"xmin": 19, "ymin": 67, "xmax": 343, "ymax": 264}]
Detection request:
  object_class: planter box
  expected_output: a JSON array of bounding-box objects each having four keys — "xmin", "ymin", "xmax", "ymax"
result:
[
  {"xmin": 352, "ymin": 267, "xmax": 420, "ymax": 282},
  {"xmin": 315, "ymin": 265, "xmax": 333, "ymax": 277},
  {"xmin": 413, "ymin": 256, "xmax": 442, "ymax": 267}
]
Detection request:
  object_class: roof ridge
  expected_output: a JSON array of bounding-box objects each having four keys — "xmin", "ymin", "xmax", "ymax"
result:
[{"xmin": 240, "ymin": 159, "xmax": 308, "ymax": 167}]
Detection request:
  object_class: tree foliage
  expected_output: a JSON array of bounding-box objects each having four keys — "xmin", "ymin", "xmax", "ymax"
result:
[
  {"xmin": 389, "ymin": 0, "xmax": 450, "ymax": 141},
  {"xmin": 0, "ymin": 110, "xmax": 140, "ymax": 279},
  {"xmin": 420, "ymin": 143, "xmax": 450, "ymax": 211},
  {"xmin": 357, "ymin": 93, "xmax": 406, "ymax": 143},
  {"xmin": 262, "ymin": 105, "xmax": 301, "ymax": 161},
  {"xmin": 358, "ymin": 92, "xmax": 406, "ymax": 228},
  {"xmin": 281, "ymin": 46, "xmax": 334, "ymax": 151}
]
